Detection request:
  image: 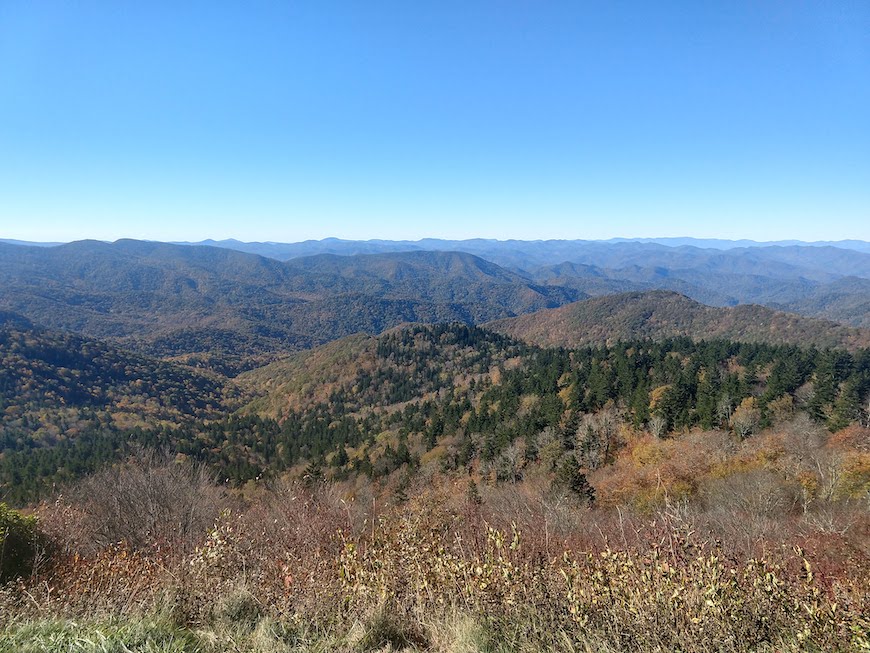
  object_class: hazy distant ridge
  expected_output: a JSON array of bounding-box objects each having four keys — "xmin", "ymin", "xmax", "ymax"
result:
[{"xmin": 173, "ymin": 237, "xmax": 870, "ymax": 261}]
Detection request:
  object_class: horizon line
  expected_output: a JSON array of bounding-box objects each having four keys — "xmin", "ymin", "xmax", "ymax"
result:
[{"xmin": 3, "ymin": 236, "xmax": 869, "ymax": 247}]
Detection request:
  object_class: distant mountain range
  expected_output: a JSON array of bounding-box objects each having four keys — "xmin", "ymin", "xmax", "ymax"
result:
[
  {"xmin": 0, "ymin": 239, "xmax": 65, "ymax": 247},
  {"xmin": 6, "ymin": 236, "xmax": 870, "ymax": 254},
  {"xmin": 600, "ymin": 237, "xmax": 870, "ymax": 252},
  {"xmin": 0, "ymin": 240, "xmax": 579, "ymax": 373},
  {"xmin": 179, "ymin": 237, "xmax": 870, "ymax": 273},
  {"xmin": 3, "ymin": 237, "xmax": 868, "ymax": 334}
]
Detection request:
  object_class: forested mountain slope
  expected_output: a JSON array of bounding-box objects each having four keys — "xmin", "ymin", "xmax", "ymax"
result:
[
  {"xmin": 3, "ymin": 321, "xmax": 869, "ymax": 509},
  {"xmin": 0, "ymin": 313, "xmax": 237, "ymax": 444},
  {"xmin": 488, "ymin": 291, "xmax": 870, "ymax": 350},
  {"xmin": 233, "ymin": 323, "xmax": 869, "ymax": 479}
]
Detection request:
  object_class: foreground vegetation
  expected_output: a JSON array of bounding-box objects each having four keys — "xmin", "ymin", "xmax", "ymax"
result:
[{"xmin": 2, "ymin": 445, "xmax": 868, "ymax": 652}]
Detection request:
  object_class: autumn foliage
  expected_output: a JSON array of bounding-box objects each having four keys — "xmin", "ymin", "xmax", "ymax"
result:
[{"xmin": 2, "ymin": 441, "xmax": 868, "ymax": 652}]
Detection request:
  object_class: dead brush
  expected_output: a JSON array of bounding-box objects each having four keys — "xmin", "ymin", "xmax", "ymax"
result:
[
  {"xmin": 335, "ymin": 500, "xmax": 868, "ymax": 652},
  {"xmin": 4, "ymin": 484, "xmax": 868, "ymax": 652}
]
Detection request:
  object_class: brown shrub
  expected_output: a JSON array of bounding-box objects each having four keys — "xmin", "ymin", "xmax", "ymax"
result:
[{"xmin": 48, "ymin": 448, "xmax": 225, "ymax": 557}]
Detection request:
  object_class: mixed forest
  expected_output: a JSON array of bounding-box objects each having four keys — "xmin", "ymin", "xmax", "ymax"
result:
[{"xmin": 1, "ymin": 239, "xmax": 869, "ymax": 652}]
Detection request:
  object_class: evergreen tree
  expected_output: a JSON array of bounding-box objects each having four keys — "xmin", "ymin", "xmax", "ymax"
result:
[
  {"xmin": 302, "ymin": 460, "xmax": 324, "ymax": 487},
  {"xmin": 554, "ymin": 455, "xmax": 595, "ymax": 505}
]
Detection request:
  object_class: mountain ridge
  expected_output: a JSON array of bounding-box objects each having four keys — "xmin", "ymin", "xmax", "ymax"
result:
[{"xmin": 0, "ymin": 241, "xmax": 581, "ymax": 372}]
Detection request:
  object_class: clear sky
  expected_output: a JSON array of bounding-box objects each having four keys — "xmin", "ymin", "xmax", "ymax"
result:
[{"xmin": 0, "ymin": 2, "xmax": 868, "ymax": 242}]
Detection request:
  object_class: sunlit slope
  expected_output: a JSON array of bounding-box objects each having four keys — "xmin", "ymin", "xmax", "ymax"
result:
[{"xmin": 487, "ymin": 291, "xmax": 870, "ymax": 350}]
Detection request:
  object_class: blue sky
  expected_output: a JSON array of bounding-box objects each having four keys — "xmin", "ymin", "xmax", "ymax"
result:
[{"xmin": 0, "ymin": 2, "xmax": 867, "ymax": 242}]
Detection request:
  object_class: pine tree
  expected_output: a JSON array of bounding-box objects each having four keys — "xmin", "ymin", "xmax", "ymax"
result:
[
  {"xmin": 302, "ymin": 460, "xmax": 324, "ymax": 487},
  {"xmin": 554, "ymin": 455, "xmax": 595, "ymax": 505}
]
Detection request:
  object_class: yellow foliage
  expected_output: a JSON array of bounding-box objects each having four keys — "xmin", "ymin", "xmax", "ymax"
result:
[
  {"xmin": 517, "ymin": 394, "xmax": 539, "ymax": 417},
  {"xmin": 420, "ymin": 444, "xmax": 448, "ymax": 467},
  {"xmin": 709, "ymin": 433, "xmax": 784, "ymax": 479},
  {"xmin": 835, "ymin": 452, "xmax": 870, "ymax": 499},
  {"xmin": 648, "ymin": 385, "xmax": 671, "ymax": 411},
  {"xmin": 631, "ymin": 438, "xmax": 668, "ymax": 467},
  {"xmin": 767, "ymin": 394, "xmax": 795, "ymax": 424}
]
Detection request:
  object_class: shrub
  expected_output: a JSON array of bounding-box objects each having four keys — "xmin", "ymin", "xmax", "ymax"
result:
[
  {"xmin": 68, "ymin": 448, "xmax": 224, "ymax": 555},
  {"xmin": 0, "ymin": 503, "xmax": 37, "ymax": 582}
]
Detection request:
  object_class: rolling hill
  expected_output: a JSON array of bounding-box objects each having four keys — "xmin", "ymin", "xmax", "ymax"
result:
[
  {"xmin": 529, "ymin": 263, "xmax": 870, "ymax": 328},
  {"xmin": 778, "ymin": 276, "xmax": 870, "ymax": 329},
  {"xmin": 3, "ymin": 238, "xmax": 869, "ymax": 340}
]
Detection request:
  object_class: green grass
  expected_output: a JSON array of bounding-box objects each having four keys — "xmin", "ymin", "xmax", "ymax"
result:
[
  {"xmin": 1, "ymin": 616, "xmax": 364, "ymax": 653},
  {"xmin": 0, "ymin": 617, "xmax": 204, "ymax": 653}
]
